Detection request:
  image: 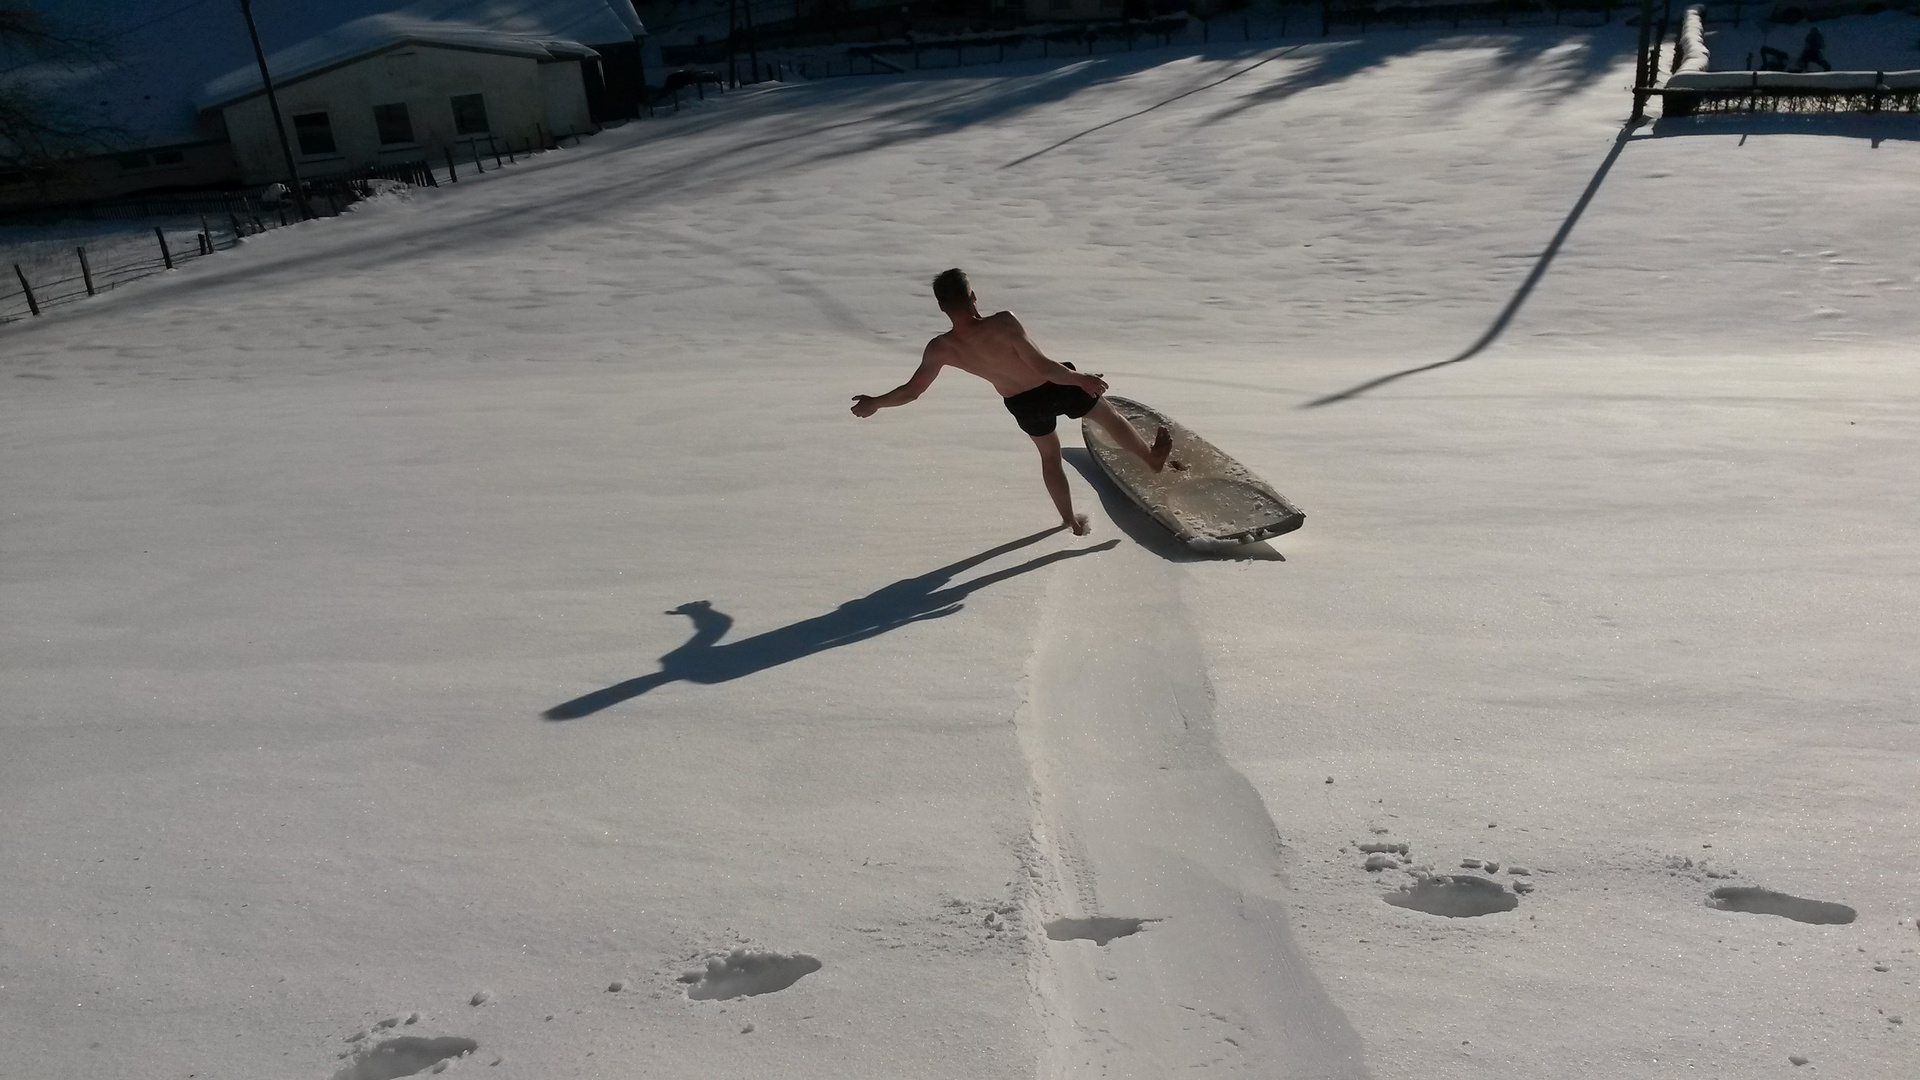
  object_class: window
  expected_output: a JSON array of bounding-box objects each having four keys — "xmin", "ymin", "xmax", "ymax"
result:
[
  {"xmin": 151, "ymin": 149, "xmax": 184, "ymax": 165},
  {"xmin": 373, "ymin": 102, "xmax": 415, "ymax": 145},
  {"xmin": 116, "ymin": 152, "xmax": 150, "ymax": 170},
  {"xmin": 449, "ymin": 93, "xmax": 489, "ymax": 136},
  {"xmin": 293, "ymin": 112, "xmax": 337, "ymax": 156}
]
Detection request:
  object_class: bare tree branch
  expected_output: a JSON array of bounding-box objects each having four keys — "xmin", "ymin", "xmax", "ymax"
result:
[{"xmin": 0, "ymin": 2, "xmax": 119, "ymax": 170}]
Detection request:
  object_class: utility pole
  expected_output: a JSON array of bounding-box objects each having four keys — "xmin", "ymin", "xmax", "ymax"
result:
[
  {"xmin": 729, "ymin": 0, "xmax": 739, "ymax": 88},
  {"xmin": 743, "ymin": 0, "xmax": 759, "ymax": 84},
  {"xmin": 1631, "ymin": 0, "xmax": 1658, "ymax": 122},
  {"xmin": 238, "ymin": 0, "xmax": 311, "ymax": 220}
]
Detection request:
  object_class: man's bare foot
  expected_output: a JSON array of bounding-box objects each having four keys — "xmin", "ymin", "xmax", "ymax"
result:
[
  {"xmin": 1147, "ymin": 426, "xmax": 1186, "ymax": 472},
  {"xmin": 1067, "ymin": 513, "xmax": 1091, "ymax": 536}
]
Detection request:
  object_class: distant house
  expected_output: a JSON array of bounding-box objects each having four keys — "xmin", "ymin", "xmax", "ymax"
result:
[
  {"xmin": 0, "ymin": 1, "xmax": 646, "ymax": 210},
  {"xmin": 199, "ymin": 16, "xmax": 600, "ymax": 185}
]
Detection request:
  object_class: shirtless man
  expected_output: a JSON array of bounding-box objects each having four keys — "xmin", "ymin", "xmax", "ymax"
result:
[{"xmin": 851, "ymin": 268, "xmax": 1179, "ymax": 536}]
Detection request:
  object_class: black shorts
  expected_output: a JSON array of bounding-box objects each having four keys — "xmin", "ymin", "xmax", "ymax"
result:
[{"xmin": 1003, "ymin": 380, "xmax": 1100, "ymax": 438}]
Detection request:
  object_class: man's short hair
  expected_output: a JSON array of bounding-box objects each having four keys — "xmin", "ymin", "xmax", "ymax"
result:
[{"xmin": 932, "ymin": 268, "xmax": 971, "ymax": 312}]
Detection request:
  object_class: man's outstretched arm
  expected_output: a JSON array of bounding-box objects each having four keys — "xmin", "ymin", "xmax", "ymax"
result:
[{"xmin": 852, "ymin": 345, "xmax": 944, "ymax": 417}]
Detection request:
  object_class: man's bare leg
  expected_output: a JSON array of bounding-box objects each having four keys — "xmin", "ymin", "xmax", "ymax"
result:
[
  {"xmin": 1033, "ymin": 432, "xmax": 1090, "ymax": 535},
  {"xmin": 1085, "ymin": 399, "xmax": 1184, "ymax": 472}
]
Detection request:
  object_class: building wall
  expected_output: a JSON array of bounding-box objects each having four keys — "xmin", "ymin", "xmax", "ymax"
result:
[
  {"xmin": 540, "ymin": 60, "xmax": 596, "ymax": 136},
  {"xmin": 0, "ymin": 140, "xmax": 239, "ymax": 212},
  {"xmin": 219, "ymin": 45, "xmax": 587, "ymax": 185}
]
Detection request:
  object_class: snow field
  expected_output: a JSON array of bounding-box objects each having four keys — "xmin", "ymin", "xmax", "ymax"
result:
[{"xmin": 3, "ymin": 23, "xmax": 1918, "ymax": 1080}]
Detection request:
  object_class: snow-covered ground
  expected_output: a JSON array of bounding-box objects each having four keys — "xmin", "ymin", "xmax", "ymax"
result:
[{"xmin": 4, "ymin": 23, "xmax": 1918, "ymax": 1080}]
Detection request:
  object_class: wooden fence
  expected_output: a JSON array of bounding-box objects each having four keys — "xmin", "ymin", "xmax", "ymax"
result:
[
  {"xmin": 0, "ymin": 132, "xmax": 586, "ymax": 326},
  {"xmin": 1, "ymin": 167, "xmax": 422, "ymax": 325}
]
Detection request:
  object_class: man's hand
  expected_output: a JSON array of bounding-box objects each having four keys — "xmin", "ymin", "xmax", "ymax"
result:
[
  {"xmin": 850, "ymin": 394, "xmax": 881, "ymax": 418},
  {"xmin": 1074, "ymin": 371, "xmax": 1109, "ymax": 397}
]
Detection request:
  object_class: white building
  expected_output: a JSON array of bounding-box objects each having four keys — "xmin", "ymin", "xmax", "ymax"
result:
[{"xmin": 199, "ymin": 15, "xmax": 601, "ymax": 185}]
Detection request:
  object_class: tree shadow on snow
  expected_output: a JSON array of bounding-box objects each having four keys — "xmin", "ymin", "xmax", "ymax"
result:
[
  {"xmin": 542, "ymin": 528, "xmax": 1116, "ymax": 719},
  {"xmin": 23, "ymin": 27, "xmax": 1647, "ymax": 335},
  {"xmin": 1194, "ymin": 26, "xmax": 1637, "ymax": 128}
]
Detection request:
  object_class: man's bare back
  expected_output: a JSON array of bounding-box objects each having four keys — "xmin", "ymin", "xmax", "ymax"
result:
[
  {"xmin": 852, "ymin": 270, "xmax": 1180, "ymax": 535},
  {"xmin": 926, "ymin": 310, "xmax": 1079, "ymax": 399}
]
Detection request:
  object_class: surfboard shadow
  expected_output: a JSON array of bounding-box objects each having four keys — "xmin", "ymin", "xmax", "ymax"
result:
[
  {"xmin": 1063, "ymin": 447, "xmax": 1285, "ymax": 563},
  {"xmin": 543, "ymin": 528, "xmax": 1118, "ymax": 720}
]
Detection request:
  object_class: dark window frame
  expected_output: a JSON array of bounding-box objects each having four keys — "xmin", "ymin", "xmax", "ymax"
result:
[
  {"xmin": 372, "ymin": 102, "xmax": 415, "ymax": 146},
  {"xmin": 449, "ymin": 93, "xmax": 490, "ymax": 136},
  {"xmin": 292, "ymin": 111, "xmax": 338, "ymax": 157}
]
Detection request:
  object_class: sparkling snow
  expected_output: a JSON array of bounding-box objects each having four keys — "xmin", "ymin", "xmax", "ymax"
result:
[{"xmin": 4, "ymin": 24, "xmax": 1917, "ymax": 1080}]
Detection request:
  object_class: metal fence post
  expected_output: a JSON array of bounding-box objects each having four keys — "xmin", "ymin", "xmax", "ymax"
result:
[
  {"xmin": 446, "ymin": 147, "xmax": 459, "ymax": 182},
  {"xmin": 77, "ymin": 247, "xmax": 95, "ymax": 296},
  {"xmin": 154, "ymin": 227, "xmax": 174, "ymax": 269},
  {"xmin": 14, "ymin": 264, "xmax": 40, "ymax": 315}
]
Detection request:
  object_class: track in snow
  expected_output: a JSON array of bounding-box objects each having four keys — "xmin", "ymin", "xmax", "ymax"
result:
[{"xmin": 1017, "ymin": 539, "xmax": 1367, "ymax": 1078}]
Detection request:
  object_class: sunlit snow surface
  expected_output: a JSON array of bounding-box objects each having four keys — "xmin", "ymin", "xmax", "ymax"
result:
[{"xmin": 4, "ymin": 23, "xmax": 1918, "ymax": 1080}]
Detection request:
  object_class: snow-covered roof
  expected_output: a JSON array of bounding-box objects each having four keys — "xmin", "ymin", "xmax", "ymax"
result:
[
  {"xmin": 20, "ymin": 0, "xmax": 644, "ymax": 148},
  {"xmin": 196, "ymin": 14, "xmax": 601, "ymax": 112}
]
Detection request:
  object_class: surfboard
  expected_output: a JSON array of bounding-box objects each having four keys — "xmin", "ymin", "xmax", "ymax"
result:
[{"xmin": 1082, "ymin": 396, "xmax": 1304, "ymax": 551}]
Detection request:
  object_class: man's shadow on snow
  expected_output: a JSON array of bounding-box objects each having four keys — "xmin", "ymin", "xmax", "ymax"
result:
[{"xmin": 543, "ymin": 528, "xmax": 1117, "ymax": 720}]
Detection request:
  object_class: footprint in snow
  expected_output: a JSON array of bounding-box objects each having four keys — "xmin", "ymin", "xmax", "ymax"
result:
[
  {"xmin": 331, "ymin": 1036, "xmax": 478, "ymax": 1080},
  {"xmin": 1383, "ymin": 875, "xmax": 1519, "ymax": 918},
  {"xmin": 679, "ymin": 948, "xmax": 821, "ymax": 1000},
  {"xmin": 1707, "ymin": 886, "xmax": 1855, "ymax": 925},
  {"xmin": 1045, "ymin": 916, "xmax": 1154, "ymax": 945}
]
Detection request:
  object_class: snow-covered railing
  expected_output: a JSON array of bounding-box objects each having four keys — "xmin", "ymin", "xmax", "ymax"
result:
[
  {"xmin": 1666, "ymin": 70, "xmax": 1920, "ymax": 91},
  {"xmin": 1661, "ymin": 67, "xmax": 1920, "ymax": 115},
  {"xmin": 1673, "ymin": 5, "xmax": 1708, "ymax": 75},
  {"xmin": 1658, "ymin": 4, "xmax": 1920, "ymax": 116}
]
